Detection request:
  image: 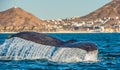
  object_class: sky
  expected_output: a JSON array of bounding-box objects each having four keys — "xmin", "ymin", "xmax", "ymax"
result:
[{"xmin": 0, "ymin": 0, "xmax": 112, "ymax": 20}]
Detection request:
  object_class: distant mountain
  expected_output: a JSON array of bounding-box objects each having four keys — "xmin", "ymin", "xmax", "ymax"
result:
[
  {"xmin": 65, "ymin": 0, "xmax": 120, "ymax": 21},
  {"xmin": 0, "ymin": 7, "xmax": 48, "ymax": 32},
  {"xmin": 81, "ymin": 0, "xmax": 120, "ymax": 20}
]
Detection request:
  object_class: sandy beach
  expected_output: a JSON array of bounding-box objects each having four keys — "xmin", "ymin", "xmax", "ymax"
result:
[{"xmin": 0, "ymin": 31, "xmax": 119, "ymax": 34}]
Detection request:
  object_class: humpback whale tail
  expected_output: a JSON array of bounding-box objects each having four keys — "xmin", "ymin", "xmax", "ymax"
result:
[{"xmin": 0, "ymin": 32, "xmax": 98, "ymax": 62}]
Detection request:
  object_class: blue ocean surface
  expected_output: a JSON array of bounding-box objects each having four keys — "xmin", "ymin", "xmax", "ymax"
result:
[{"xmin": 0, "ymin": 33, "xmax": 120, "ymax": 70}]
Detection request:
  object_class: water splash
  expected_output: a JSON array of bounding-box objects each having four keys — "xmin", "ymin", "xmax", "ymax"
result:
[
  {"xmin": 0, "ymin": 37, "xmax": 98, "ymax": 62},
  {"xmin": 0, "ymin": 37, "xmax": 55, "ymax": 60},
  {"xmin": 52, "ymin": 48, "xmax": 87, "ymax": 62}
]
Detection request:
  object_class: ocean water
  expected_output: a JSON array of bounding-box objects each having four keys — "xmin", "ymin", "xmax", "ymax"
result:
[{"xmin": 0, "ymin": 33, "xmax": 120, "ymax": 70}]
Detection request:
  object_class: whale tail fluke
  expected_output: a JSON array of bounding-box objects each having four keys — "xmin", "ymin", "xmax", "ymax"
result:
[{"xmin": 0, "ymin": 32, "xmax": 98, "ymax": 62}]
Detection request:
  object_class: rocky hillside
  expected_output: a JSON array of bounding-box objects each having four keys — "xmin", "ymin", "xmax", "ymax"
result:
[
  {"xmin": 64, "ymin": 0, "xmax": 120, "ymax": 22},
  {"xmin": 0, "ymin": 7, "xmax": 49, "ymax": 32},
  {"xmin": 81, "ymin": 0, "xmax": 120, "ymax": 20}
]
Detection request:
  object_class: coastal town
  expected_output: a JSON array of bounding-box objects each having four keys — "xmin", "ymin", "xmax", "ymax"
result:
[{"xmin": 45, "ymin": 16, "xmax": 120, "ymax": 32}]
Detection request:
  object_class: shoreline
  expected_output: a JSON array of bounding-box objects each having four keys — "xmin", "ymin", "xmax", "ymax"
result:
[
  {"xmin": 0, "ymin": 32, "xmax": 18, "ymax": 34},
  {"xmin": 0, "ymin": 31, "xmax": 120, "ymax": 34}
]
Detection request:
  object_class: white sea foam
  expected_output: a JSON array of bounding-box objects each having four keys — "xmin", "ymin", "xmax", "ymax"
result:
[{"xmin": 0, "ymin": 37, "xmax": 98, "ymax": 62}]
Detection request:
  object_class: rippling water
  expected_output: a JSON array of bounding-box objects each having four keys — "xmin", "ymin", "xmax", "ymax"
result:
[{"xmin": 0, "ymin": 33, "xmax": 120, "ymax": 70}]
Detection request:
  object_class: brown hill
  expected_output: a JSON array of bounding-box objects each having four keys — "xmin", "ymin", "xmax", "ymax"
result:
[
  {"xmin": 64, "ymin": 0, "xmax": 120, "ymax": 22},
  {"xmin": 0, "ymin": 7, "xmax": 48, "ymax": 32},
  {"xmin": 81, "ymin": 0, "xmax": 120, "ymax": 21}
]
